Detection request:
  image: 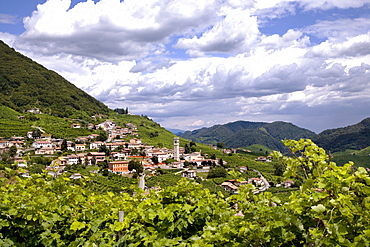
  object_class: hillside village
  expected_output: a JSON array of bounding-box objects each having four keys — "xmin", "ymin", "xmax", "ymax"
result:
[{"xmin": 0, "ymin": 116, "xmax": 288, "ymax": 194}]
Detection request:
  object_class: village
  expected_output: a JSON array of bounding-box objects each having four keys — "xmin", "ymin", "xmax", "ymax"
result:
[{"xmin": 0, "ymin": 118, "xmax": 295, "ymax": 194}]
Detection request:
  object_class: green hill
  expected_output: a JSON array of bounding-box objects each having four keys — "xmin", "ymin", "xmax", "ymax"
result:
[
  {"xmin": 0, "ymin": 40, "xmax": 109, "ymax": 119},
  {"xmin": 0, "ymin": 40, "xmax": 178, "ymax": 142},
  {"xmin": 180, "ymin": 120, "xmax": 315, "ymax": 152},
  {"xmin": 312, "ymin": 118, "xmax": 370, "ymax": 152}
]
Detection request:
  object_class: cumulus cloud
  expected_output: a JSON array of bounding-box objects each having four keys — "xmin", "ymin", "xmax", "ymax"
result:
[
  {"xmin": 175, "ymin": 8, "xmax": 260, "ymax": 54},
  {"xmin": 307, "ymin": 33, "xmax": 370, "ymax": 60},
  {"xmin": 17, "ymin": 0, "xmax": 220, "ymax": 62},
  {"xmin": 304, "ymin": 18, "xmax": 370, "ymax": 42},
  {"xmin": 3, "ymin": 0, "xmax": 370, "ymax": 132}
]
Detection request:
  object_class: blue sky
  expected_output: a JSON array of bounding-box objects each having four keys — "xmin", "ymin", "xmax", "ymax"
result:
[{"xmin": 1, "ymin": 0, "xmax": 370, "ymax": 133}]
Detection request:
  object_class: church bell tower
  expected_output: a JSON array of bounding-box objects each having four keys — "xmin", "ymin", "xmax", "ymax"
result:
[{"xmin": 173, "ymin": 137, "xmax": 180, "ymax": 161}]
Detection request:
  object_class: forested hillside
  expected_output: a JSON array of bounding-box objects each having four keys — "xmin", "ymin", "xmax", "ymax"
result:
[
  {"xmin": 0, "ymin": 40, "xmax": 109, "ymax": 118},
  {"xmin": 180, "ymin": 120, "xmax": 315, "ymax": 152},
  {"xmin": 313, "ymin": 118, "xmax": 370, "ymax": 152}
]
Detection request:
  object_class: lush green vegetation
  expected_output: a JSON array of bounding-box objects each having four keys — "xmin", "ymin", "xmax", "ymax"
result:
[
  {"xmin": 0, "ymin": 106, "xmax": 32, "ymax": 137},
  {"xmin": 241, "ymin": 144, "xmax": 273, "ymax": 155},
  {"xmin": 313, "ymin": 117, "xmax": 370, "ymax": 152},
  {"xmin": 111, "ymin": 113, "xmax": 177, "ymax": 148},
  {"xmin": 2, "ymin": 139, "xmax": 370, "ymax": 246},
  {"xmin": 146, "ymin": 173, "xmax": 183, "ymax": 188},
  {"xmin": 88, "ymin": 174, "xmax": 136, "ymax": 194},
  {"xmin": 331, "ymin": 147, "xmax": 370, "ymax": 168},
  {"xmin": 180, "ymin": 120, "xmax": 315, "ymax": 152},
  {"xmin": 0, "ymin": 40, "xmax": 109, "ymax": 119}
]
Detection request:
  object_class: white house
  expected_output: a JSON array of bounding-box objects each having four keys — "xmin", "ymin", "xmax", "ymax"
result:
[
  {"xmin": 182, "ymin": 170, "xmax": 197, "ymax": 178},
  {"xmin": 66, "ymin": 155, "xmax": 79, "ymax": 165},
  {"xmin": 90, "ymin": 141, "xmax": 103, "ymax": 150},
  {"xmin": 32, "ymin": 141, "xmax": 53, "ymax": 149},
  {"xmin": 221, "ymin": 182, "xmax": 238, "ymax": 193},
  {"xmin": 75, "ymin": 144, "xmax": 86, "ymax": 151}
]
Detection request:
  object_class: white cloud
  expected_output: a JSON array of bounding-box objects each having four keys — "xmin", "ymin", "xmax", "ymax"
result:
[
  {"xmin": 2, "ymin": 0, "xmax": 370, "ymax": 133},
  {"xmin": 254, "ymin": 0, "xmax": 370, "ymax": 11},
  {"xmin": 307, "ymin": 32, "xmax": 370, "ymax": 60},
  {"xmin": 17, "ymin": 0, "xmax": 220, "ymax": 61},
  {"xmin": 175, "ymin": 7, "xmax": 260, "ymax": 54},
  {"xmin": 0, "ymin": 13, "xmax": 18, "ymax": 24},
  {"xmin": 304, "ymin": 18, "xmax": 370, "ymax": 43},
  {"xmin": 0, "ymin": 32, "xmax": 17, "ymax": 46}
]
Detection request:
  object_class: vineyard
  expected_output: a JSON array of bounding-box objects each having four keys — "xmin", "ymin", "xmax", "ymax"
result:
[
  {"xmin": 88, "ymin": 173, "xmax": 135, "ymax": 194},
  {"xmin": 1, "ymin": 139, "xmax": 370, "ymax": 246}
]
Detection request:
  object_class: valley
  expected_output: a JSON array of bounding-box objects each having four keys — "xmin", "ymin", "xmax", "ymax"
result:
[{"xmin": 1, "ymin": 39, "xmax": 370, "ymax": 246}]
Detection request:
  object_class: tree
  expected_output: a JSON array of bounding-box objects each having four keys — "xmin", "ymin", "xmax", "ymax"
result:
[
  {"xmin": 61, "ymin": 139, "xmax": 68, "ymax": 152},
  {"xmin": 8, "ymin": 145, "xmax": 17, "ymax": 158},
  {"xmin": 165, "ymin": 158, "xmax": 176, "ymax": 165},
  {"xmin": 219, "ymin": 158, "xmax": 224, "ymax": 167},
  {"xmin": 273, "ymin": 162, "xmax": 285, "ymax": 176},
  {"xmin": 151, "ymin": 156, "xmax": 159, "ymax": 165},
  {"xmin": 128, "ymin": 160, "xmax": 143, "ymax": 175},
  {"xmin": 99, "ymin": 145, "xmax": 111, "ymax": 156},
  {"xmin": 32, "ymin": 129, "xmax": 41, "ymax": 139},
  {"xmin": 97, "ymin": 161, "xmax": 108, "ymax": 170},
  {"xmin": 216, "ymin": 142, "xmax": 224, "ymax": 149},
  {"xmin": 184, "ymin": 144, "xmax": 190, "ymax": 154},
  {"xmin": 207, "ymin": 166, "xmax": 227, "ymax": 178},
  {"xmin": 96, "ymin": 131, "xmax": 108, "ymax": 142}
]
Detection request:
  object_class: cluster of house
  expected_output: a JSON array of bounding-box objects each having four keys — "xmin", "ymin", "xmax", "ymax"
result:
[
  {"xmin": 220, "ymin": 168, "xmax": 295, "ymax": 194},
  {"xmin": 29, "ymin": 133, "xmax": 218, "ymax": 179},
  {"xmin": 0, "ymin": 136, "xmax": 26, "ymax": 153},
  {"xmin": 70, "ymin": 120, "xmax": 139, "ymax": 140},
  {"xmin": 254, "ymin": 156, "xmax": 273, "ymax": 162}
]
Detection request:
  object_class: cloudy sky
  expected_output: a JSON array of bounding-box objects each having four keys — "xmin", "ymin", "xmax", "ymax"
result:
[{"xmin": 1, "ymin": 0, "xmax": 370, "ymax": 133}]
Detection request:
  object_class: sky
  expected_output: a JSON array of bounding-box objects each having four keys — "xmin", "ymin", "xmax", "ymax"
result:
[{"xmin": 0, "ymin": 0, "xmax": 370, "ymax": 134}]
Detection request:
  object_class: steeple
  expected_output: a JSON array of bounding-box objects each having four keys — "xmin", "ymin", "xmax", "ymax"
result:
[{"xmin": 174, "ymin": 137, "xmax": 180, "ymax": 161}]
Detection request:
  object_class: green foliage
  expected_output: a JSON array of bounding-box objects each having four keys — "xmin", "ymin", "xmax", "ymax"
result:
[
  {"xmin": 242, "ymin": 144, "xmax": 273, "ymax": 155},
  {"xmin": 180, "ymin": 120, "xmax": 315, "ymax": 152},
  {"xmin": 313, "ymin": 117, "xmax": 370, "ymax": 152},
  {"xmin": 128, "ymin": 160, "xmax": 143, "ymax": 175},
  {"xmin": 146, "ymin": 173, "xmax": 183, "ymax": 188},
  {"xmin": 3, "ymin": 139, "xmax": 370, "ymax": 246},
  {"xmin": 207, "ymin": 166, "xmax": 227, "ymax": 178},
  {"xmin": 0, "ymin": 41, "xmax": 110, "ymax": 118},
  {"xmin": 333, "ymin": 154, "xmax": 370, "ymax": 169},
  {"xmin": 0, "ymin": 106, "xmax": 32, "ymax": 137},
  {"xmin": 96, "ymin": 131, "xmax": 108, "ymax": 142},
  {"xmin": 88, "ymin": 173, "xmax": 135, "ymax": 193},
  {"xmin": 8, "ymin": 146, "xmax": 17, "ymax": 158}
]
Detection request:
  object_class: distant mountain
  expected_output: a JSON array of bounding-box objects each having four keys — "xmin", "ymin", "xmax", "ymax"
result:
[
  {"xmin": 0, "ymin": 40, "xmax": 110, "ymax": 118},
  {"xmin": 166, "ymin": 128, "xmax": 186, "ymax": 136},
  {"xmin": 312, "ymin": 118, "xmax": 370, "ymax": 152},
  {"xmin": 180, "ymin": 120, "xmax": 316, "ymax": 152}
]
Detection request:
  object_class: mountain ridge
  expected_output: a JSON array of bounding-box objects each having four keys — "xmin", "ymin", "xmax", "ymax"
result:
[
  {"xmin": 312, "ymin": 117, "xmax": 370, "ymax": 152},
  {"xmin": 180, "ymin": 120, "xmax": 316, "ymax": 152},
  {"xmin": 180, "ymin": 118, "xmax": 370, "ymax": 153}
]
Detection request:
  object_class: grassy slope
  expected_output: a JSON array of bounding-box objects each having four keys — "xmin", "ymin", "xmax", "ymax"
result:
[
  {"xmin": 0, "ymin": 106, "xmax": 31, "ymax": 137},
  {"xmin": 0, "ymin": 40, "xmax": 110, "ymax": 118}
]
